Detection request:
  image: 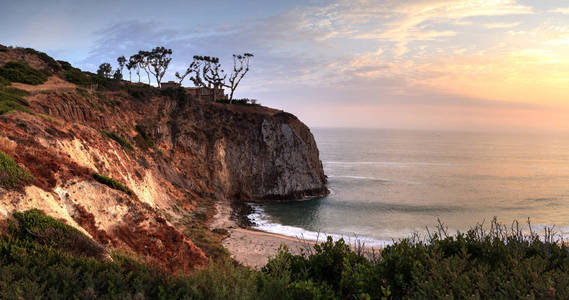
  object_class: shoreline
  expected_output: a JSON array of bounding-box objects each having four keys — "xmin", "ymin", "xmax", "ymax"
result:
[
  {"xmin": 211, "ymin": 200, "xmax": 382, "ymax": 269},
  {"xmin": 211, "ymin": 200, "xmax": 312, "ymax": 269}
]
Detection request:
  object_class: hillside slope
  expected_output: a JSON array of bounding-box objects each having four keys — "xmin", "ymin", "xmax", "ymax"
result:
[{"xmin": 0, "ymin": 45, "xmax": 328, "ymax": 271}]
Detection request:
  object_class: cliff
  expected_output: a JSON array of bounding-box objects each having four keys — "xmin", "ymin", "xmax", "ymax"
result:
[{"xmin": 0, "ymin": 46, "xmax": 327, "ymax": 271}]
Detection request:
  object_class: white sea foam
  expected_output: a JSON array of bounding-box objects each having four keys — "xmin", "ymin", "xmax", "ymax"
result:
[{"xmin": 248, "ymin": 205, "xmax": 392, "ymax": 248}]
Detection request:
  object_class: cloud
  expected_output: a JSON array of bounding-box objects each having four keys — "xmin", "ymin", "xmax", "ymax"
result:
[
  {"xmin": 550, "ymin": 7, "xmax": 569, "ymax": 15},
  {"xmin": 78, "ymin": 0, "xmax": 569, "ymax": 131},
  {"xmin": 484, "ymin": 22, "xmax": 521, "ymax": 29}
]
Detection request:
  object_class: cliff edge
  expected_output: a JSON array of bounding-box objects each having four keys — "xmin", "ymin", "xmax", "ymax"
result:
[{"xmin": 0, "ymin": 46, "xmax": 327, "ymax": 271}]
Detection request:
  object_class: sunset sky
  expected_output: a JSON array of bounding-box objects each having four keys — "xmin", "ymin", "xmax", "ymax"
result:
[{"xmin": 2, "ymin": 0, "xmax": 569, "ymax": 132}]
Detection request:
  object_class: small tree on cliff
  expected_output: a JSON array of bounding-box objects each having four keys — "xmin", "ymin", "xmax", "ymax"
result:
[
  {"xmin": 113, "ymin": 69, "xmax": 123, "ymax": 80},
  {"xmin": 146, "ymin": 46, "xmax": 172, "ymax": 88},
  {"xmin": 224, "ymin": 53, "xmax": 254, "ymax": 102},
  {"xmin": 137, "ymin": 51, "xmax": 151, "ymax": 84},
  {"xmin": 126, "ymin": 58, "xmax": 135, "ymax": 82},
  {"xmin": 97, "ymin": 63, "xmax": 112, "ymax": 78},
  {"xmin": 117, "ymin": 56, "xmax": 126, "ymax": 76},
  {"xmin": 177, "ymin": 55, "xmax": 226, "ymax": 101},
  {"xmin": 129, "ymin": 54, "xmax": 143, "ymax": 83}
]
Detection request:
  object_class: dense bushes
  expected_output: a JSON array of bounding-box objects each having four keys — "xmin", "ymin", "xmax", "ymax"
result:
[
  {"xmin": 2, "ymin": 211, "xmax": 569, "ymax": 299},
  {"xmin": 0, "ymin": 76, "xmax": 9, "ymax": 87},
  {"xmin": 0, "ymin": 210, "xmax": 291, "ymax": 299},
  {"xmin": 92, "ymin": 173, "xmax": 134, "ymax": 196},
  {"xmin": 64, "ymin": 67, "xmax": 93, "ymax": 85},
  {"xmin": 23, "ymin": 48, "xmax": 61, "ymax": 72},
  {"xmin": 9, "ymin": 209, "xmax": 106, "ymax": 260},
  {"xmin": 0, "ymin": 150, "xmax": 33, "ymax": 189},
  {"xmin": 0, "ymin": 61, "xmax": 48, "ymax": 85},
  {"xmin": 262, "ymin": 220, "xmax": 569, "ymax": 299}
]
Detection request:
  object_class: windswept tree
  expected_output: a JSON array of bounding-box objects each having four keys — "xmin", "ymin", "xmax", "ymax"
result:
[
  {"xmin": 177, "ymin": 55, "xmax": 226, "ymax": 101},
  {"xmin": 129, "ymin": 54, "xmax": 142, "ymax": 82},
  {"xmin": 117, "ymin": 56, "xmax": 126, "ymax": 76},
  {"xmin": 126, "ymin": 58, "xmax": 136, "ymax": 82},
  {"xmin": 97, "ymin": 63, "xmax": 112, "ymax": 79},
  {"xmin": 137, "ymin": 51, "xmax": 151, "ymax": 85},
  {"xmin": 146, "ymin": 46, "xmax": 172, "ymax": 88},
  {"xmin": 224, "ymin": 53, "xmax": 253, "ymax": 102}
]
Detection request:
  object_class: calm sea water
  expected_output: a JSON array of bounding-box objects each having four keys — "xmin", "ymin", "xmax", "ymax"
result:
[{"xmin": 249, "ymin": 128, "xmax": 569, "ymax": 246}]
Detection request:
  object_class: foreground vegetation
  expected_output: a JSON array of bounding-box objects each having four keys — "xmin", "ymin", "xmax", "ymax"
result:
[{"xmin": 2, "ymin": 210, "xmax": 569, "ymax": 299}]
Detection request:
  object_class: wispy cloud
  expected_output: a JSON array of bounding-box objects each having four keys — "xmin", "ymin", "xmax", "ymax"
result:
[
  {"xmin": 550, "ymin": 7, "xmax": 569, "ymax": 15},
  {"xmin": 484, "ymin": 22, "xmax": 521, "ymax": 29},
  {"xmin": 75, "ymin": 0, "xmax": 569, "ymax": 131}
]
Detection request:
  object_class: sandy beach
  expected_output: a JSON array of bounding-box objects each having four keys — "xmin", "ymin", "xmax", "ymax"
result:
[
  {"xmin": 211, "ymin": 201, "xmax": 382, "ymax": 269},
  {"xmin": 210, "ymin": 201, "xmax": 311, "ymax": 269}
]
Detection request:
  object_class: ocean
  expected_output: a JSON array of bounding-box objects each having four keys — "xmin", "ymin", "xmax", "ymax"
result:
[{"xmin": 248, "ymin": 128, "xmax": 569, "ymax": 246}]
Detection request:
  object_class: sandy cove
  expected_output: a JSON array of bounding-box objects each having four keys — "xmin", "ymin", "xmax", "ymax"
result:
[
  {"xmin": 209, "ymin": 201, "xmax": 311, "ymax": 269},
  {"xmin": 210, "ymin": 201, "xmax": 381, "ymax": 269}
]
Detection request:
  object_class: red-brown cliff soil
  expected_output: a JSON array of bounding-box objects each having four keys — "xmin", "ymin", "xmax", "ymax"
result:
[{"xmin": 0, "ymin": 46, "xmax": 328, "ymax": 272}]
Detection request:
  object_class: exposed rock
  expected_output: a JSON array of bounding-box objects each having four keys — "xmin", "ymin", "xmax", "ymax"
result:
[{"xmin": 0, "ymin": 48, "xmax": 327, "ymax": 272}]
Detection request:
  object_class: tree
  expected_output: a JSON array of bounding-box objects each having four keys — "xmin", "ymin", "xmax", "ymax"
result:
[
  {"xmin": 113, "ymin": 69, "xmax": 123, "ymax": 80},
  {"xmin": 177, "ymin": 55, "xmax": 226, "ymax": 101},
  {"xmin": 128, "ymin": 54, "xmax": 142, "ymax": 82},
  {"xmin": 126, "ymin": 59, "xmax": 135, "ymax": 82},
  {"xmin": 117, "ymin": 56, "xmax": 126, "ymax": 77},
  {"xmin": 137, "ymin": 51, "xmax": 151, "ymax": 85},
  {"xmin": 146, "ymin": 47, "xmax": 172, "ymax": 88},
  {"xmin": 97, "ymin": 63, "xmax": 112, "ymax": 79},
  {"xmin": 224, "ymin": 53, "xmax": 253, "ymax": 102}
]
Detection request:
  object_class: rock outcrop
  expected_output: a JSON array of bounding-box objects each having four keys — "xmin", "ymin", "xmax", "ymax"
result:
[{"xmin": 0, "ymin": 46, "xmax": 327, "ymax": 271}]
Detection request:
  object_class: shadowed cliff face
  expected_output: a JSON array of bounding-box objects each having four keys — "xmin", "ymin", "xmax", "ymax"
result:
[
  {"xmin": 168, "ymin": 102, "xmax": 328, "ymax": 202},
  {"xmin": 0, "ymin": 46, "xmax": 327, "ymax": 271}
]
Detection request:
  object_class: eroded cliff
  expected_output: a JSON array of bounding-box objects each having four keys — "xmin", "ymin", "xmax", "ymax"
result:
[{"xmin": 0, "ymin": 46, "xmax": 327, "ymax": 271}]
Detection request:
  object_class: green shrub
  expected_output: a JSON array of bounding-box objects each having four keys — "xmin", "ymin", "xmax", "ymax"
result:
[
  {"xmin": 101, "ymin": 130, "xmax": 134, "ymax": 151},
  {"xmin": 0, "ymin": 150, "xmax": 33, "ymax": 189},
  {"xmin": 134, "ymin": 124, "xmax": 154, "ymax": 149},
  {"xmin": 0, "ymin": 76, "xmax": 10, "ymax": 87},
  {"xmin": 160, "ymin": 86, "xmax": 187, "ymax": 103},
  {"xmin": 64, "ymin": 68, "xmax": 93, "ymax": 85},
  {"xmin": 92, "ymin": 173, "xmax": 134, "ymax": 196},
  {"xmin": 127, "ymin": 83, "xmax": 158, "ymax": 100},
  {"xmin": 0, "ymin": 89, "xmax": 30, "ymax": 114},
  {"xmin": 0, "ymin": 61, "xmax": 48, "ymax": 85},
  {"xmin": 23, "ymin": 48, "xmax": 61, "ymax": 72},
  {"xmin": 0, "ymin": 44, "xmax": 8, "ymax": 52},
  {"xmin": 57, "ymin": 60, "xmax": 73, "ymax": 71},
  {"xmin": 262, "ymin": 219, "xmax": 569, "ymax": 299},
  {"xmin": 10, "ymin": 209, "xmax": 106, "ymax": 260}
]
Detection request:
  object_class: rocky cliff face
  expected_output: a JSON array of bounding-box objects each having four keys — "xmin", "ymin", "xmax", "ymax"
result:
[{"xmin": 0, "ymin": 46, "xmax": 327, "ymax": 271}]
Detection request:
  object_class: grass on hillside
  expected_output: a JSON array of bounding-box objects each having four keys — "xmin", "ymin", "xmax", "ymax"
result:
[
  {"xmin": 0, "ymin": 76, "xmax": 10, "ymax": 87},
  {"xmin": 101, "ymin": 130, "xmax": 134, "ymax": 151},
  {"xmin": 92, "ymin": 173, "xmax": 134, "ymax": 197},
  {"xmin": 0, "ymin": 150, "xmax": 33, "ymax": 190},
  {"xmin": 0, "ymin": 88, "xmax": 31, "ymax": 115},
  {"xmin": 0, "ymin": 61, "xmax": 48, "ymax": 85}
]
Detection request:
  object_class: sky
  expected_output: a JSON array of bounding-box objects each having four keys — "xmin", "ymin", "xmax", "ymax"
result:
[{"xmin": 1, "ymin": 0, "xmax": 569, "ymax": 133}]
